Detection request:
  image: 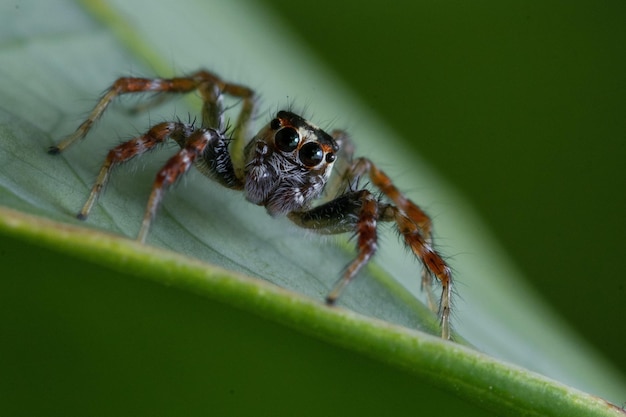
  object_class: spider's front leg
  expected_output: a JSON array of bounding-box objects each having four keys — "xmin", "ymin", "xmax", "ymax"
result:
[{"xmin": 288, "ymin": 190, "xmax": 382, "ymax": 302}]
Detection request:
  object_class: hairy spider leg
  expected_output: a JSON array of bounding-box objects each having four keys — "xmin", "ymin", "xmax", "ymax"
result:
[
  {"xmin": 354, "ymin": 158, "xmax": 451, "ymax": 339},
  {"xmin": 391, "ymin": 206, "xmax": 452, "ymax": 340},
  {"xmin": 320, "ymin": 131, "xmax": 440, "ymax": 310},
  {"xmin": 79, "ymin": 121, "xmax": 236, "ymax": 242},
  {"xmin": 289, "ymin": 185, "xmax": 451, "ymax": 339},
  {"xmin": 327, "ymin": 191, "xmax": 379, "ymax": 302},
  {"xmin": 296, "ymin": 152, "xmax": 452, "ymax": 339},
  {"xmin": 76, "ymin": 121, "xmax": 195, "ymax": 220},
  {"xmin": 49, "ymin": 70, "xmax": 254, "ymax": 237},
  {"xmin": 194, "ymin": 74, "xmax": 255, "ymax": 181},
  {"xmin": 323, "ymin": 133, "xmax": 434, "ymax": 239},
  {"xmin": 48, "ymin": 70, "xmax": 255, "ymax": 170},
  {"xmin": 346, "ymin": 157, "xmax": 445, "ymax": 309},
  {"xmin": 287, "ymin": 189, "xmax": 381, "ymax": 299},
  {"xmin": 137, "ymin": 128, "xmax": 226, "ymax": 243}
]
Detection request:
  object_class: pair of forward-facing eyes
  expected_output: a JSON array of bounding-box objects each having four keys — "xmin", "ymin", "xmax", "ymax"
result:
[{"xmin": 270, "ymin": 119, "xmax": 336, "ymax": 168}]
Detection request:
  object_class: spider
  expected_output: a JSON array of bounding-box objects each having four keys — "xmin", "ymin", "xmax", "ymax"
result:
[{"xmin": 49, "ymin": 70, "xmax": 453, "ymax": 340}]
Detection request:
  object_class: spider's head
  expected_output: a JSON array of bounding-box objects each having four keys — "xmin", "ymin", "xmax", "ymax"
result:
[{"xmin": 243, "ymin": 110, "xmax": 339, "ymax": 215}]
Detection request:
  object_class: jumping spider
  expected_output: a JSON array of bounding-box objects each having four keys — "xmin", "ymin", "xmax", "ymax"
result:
[{"xmin": 49, "ymin": 70, "xmax": 453, "ymax": 339}]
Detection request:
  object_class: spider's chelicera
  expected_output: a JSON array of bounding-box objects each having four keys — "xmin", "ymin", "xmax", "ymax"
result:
[{"xmin": 49, "ymin": 70, "xmax": 453, "ymax": 339}]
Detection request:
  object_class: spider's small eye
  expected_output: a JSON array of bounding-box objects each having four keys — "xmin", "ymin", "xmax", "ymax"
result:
[
  {"xmin": 270, "ymin": 118, "xmax": 281, "ymax": 130},
  {"xmin": 325, "ymin": 153, "xmax": 336, "ymax": 163},
  {"xmin": 299, "ymin": 142, "xmax": 324, "ymax": 167},
  {"xmin": 275, "ymin": 127, "xmax": 300, "ymax": 152}
]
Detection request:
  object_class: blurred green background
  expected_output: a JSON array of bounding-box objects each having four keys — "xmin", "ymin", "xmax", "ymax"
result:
[
  {"xmin": 3, "ymin": 238, "xmax": 486, "ymax": 417},
  {"xmin": 257, "ymin": 0, "xmax": 626, "ymax": 374}
]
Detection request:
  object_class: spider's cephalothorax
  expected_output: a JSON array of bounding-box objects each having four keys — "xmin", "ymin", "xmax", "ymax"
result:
[
  {"xmin": 243, "ymin": 111, "xmax": 339, "ymax": 216},
  {"xmin": 49, "ymin": 70, "xmax": 453, "ymax": 340}
]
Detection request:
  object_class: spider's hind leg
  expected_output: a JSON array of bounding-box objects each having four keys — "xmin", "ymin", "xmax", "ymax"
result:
[
  {"xmin": 49, "ymin": 74, "xmax": 208, "ymax": 153},
  {"xmin": 49, "ymin": 69, "xmax": 256, "ymax": 156},
  {"xmin": 391, "ymin": 206, "xmax": 452, "ymax": 340},
  {"xmin": 336, "ymin": 156, "xmax": 452, "ymax": 339}
]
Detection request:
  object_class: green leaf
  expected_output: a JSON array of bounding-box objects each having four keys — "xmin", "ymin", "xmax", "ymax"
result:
[{"xmin": 0, "ymin": 0, "xmax": 624, "ymax": 416}]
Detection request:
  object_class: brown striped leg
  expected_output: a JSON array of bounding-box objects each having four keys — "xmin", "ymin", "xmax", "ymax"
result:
[
  {"xmin": 49, "ymin": 70, "xmax": 254, "ymax": 155},
  {"xmin": 325, "ymin": 190, "xmax": 379, "ymax": 304},
  {"xmin": 137, "ymin": 128, "xmax": 220, "ymax": 243},
  {"xmin": 344, "ymin": 158, "xmax": 451, "ymax": 339},
  {"xmin": 77, "ymin": 122, "xmax": 194, "ymax": 220},
  {"xmin": 393, "ymin": 208, "xmax": 452, "ymax": 340},
  {"xmin": 347, "ymin": 158, "xmax": 433, "ymax": 239},
  {"xmin": 359, "ymin": 160, "xmax": 439, "ymax": 311}
]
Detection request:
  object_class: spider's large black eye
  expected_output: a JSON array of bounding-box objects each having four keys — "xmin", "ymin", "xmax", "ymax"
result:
[
  {"xmin": 299, "ymin": 142, "xmax": 324, "ymax": 167},
  {"xmin": 274, "ymin": 127, "xmax": 300, "ymax": 152}
]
